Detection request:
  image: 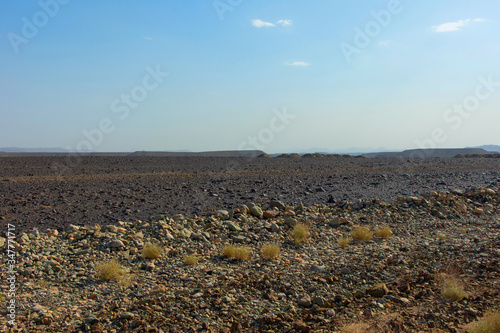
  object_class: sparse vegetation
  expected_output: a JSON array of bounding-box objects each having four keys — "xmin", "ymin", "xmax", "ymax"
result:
[
  {"xmin": 117, "ymin": 274, "xmax": 133, "ymax": 287},
  {"xmin": 441, "ymin": 276, "xmax": 467, "ymax": 301},
  {"xmin": 375, "ymin": 226, "xmax": 392, "ymax": 239},
  {"xmin": 95, "ymin": 260, "xmax": 127, "ymax": 282},
  {"xmin": 184, "ymin": 255, "xmax": 198, "ymax": 265},
  {"xmin": 351, "ymin": 226, "xmax": 373, "ymax": 241},
  {"xmin": 222, "ymin": 244, "xmax": 251, "ymax": 260},
  {"xmin": 143, "ymin": 242, "xmax": 162, "ymax": 259},
  {"xmin": 461, "ymin": 228, "xmax": 467, "ymax": 234},
  {"xmin": 261, "ymin": 243, "xmax": 280, "ymax": 260},
  {"xmin": 292, "ymin": 223, "xmax": 310, "ymax": 244},
  {"xmin": 437, "ymin": 232, "xmax": 446, "ymax": 240},
  {"xmin": 337, "ymin": 236, "xmax": 350, "ymax": 248},
  {"xmin": 468, "ymin": 309, "xmax": 500, "ymax": 333}
]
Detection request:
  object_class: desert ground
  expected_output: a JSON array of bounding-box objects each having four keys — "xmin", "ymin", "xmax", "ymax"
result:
[{"xmin": 0, "ymin": 156, "xmax": 499, "ymax": 332}]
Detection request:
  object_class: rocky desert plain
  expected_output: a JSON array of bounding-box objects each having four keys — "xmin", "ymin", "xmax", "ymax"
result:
[{"xmin": 0, "ymin": 155, "xmax": 499, "ymax": 332}]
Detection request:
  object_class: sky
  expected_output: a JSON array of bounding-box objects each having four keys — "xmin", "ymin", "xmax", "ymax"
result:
[{"xmin": 1, "ymin": 0, "xmax": 499, "ymax": 153}]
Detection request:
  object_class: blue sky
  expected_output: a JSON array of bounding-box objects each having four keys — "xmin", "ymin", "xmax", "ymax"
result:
[{"xmin": 1, "ymin": 0, "xmax": 499, "ymax": 153}]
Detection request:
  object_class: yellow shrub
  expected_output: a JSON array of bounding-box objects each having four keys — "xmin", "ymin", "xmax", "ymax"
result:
[
  {"xmin": 143, "ymin": 242, "xmax": 162, "ymax": 259},
  {"xmin": 95, "ymin": 260, "xmax": 126, "ymax": 281},
  {"xmin": 292, "ymin": 223, "xmax": 310, "ymax": 244},
  {"xmin": 261, "ymin": 243, "xmax": 280, "ymax": 260},
  {"xmin": 351, "ymin": 226, "xmax": 373, "ymax": 241},
  {"xmin": 222, "ymin": 244, "xmax": 251, "ymax": 260},
  {"xmin": 337, "ymin": 237, "xmax": 350, "ymax": 248},
  {"xmin": 468, "ymin": 310, "xmax": 500, "ymax": 333},
  {"xmin": 375, "ymin": 226, "xmax": 392, "ymax": 239},
  {"xmin": 184, "ymin": 255, "xmax": 198, "ymax": 265}
]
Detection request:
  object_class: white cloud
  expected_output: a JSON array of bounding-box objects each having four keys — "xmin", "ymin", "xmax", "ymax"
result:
[
  {"xmin": 277, "ymin": 19, "xmax": 293, "ymax": 27},
  {"xmin": 432, "ymin": 18, "xmax": 484, "ymax": 32},
  {"xmin": 252, "ymin": 19, "xmax": 275, "ymax": 28},
  {"xmin": 285, "ymin": 61, "xmax": 310, "ymax": 67},
  {"xmin": 144, "ymin": 37, "xmax": 153, "ymax": 40},
  {"xmin": 378, "ymin": 40, "xmax": 390, "ymax": 47}
]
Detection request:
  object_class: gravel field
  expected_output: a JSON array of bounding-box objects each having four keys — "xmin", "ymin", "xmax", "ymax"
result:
[{"xmin": 0, "ymin": 156, "xmax": 499, "ymax": 332}]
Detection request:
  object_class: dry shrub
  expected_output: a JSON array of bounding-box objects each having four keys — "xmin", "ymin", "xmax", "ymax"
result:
[
  {"xmin": 95, "ymin": 260, "xmax": 127, "ymax": 281},
  {"xmin": 440, "ymin": 274, "xmax": 467, "ymax": 301},
  {"xmin": 143, "ymin": 242, "xmax": 162, "ymax": 259},
  {"xmin": 117, "ymin": 274, "xmax": 134, "ymax": 287},
  {"xmin": 184, "ymin": 255, "xmax": 198, "ymax": 265},
  {"xmin": 341, "ymin": 322, "xmax": 373, "ymax": 333},
  {"xmin": 337, "ymin": 237, "xmax": 350, "ymax": 248},
  {"xmin": 222, "ymin": 244, "xmax": 251, "ymax": 260},
  {"xmin": 292, "ymin": 223, "xmax": 310, "ymax": 244},
  {"xmin": 261, "ymin": 243, "xmax": 280, "ymax": 260},
  {"xmin": 468, "ymin": 309, "xmax": 500, "ymax": 333},
  {"xmin": 437, "ymin": 232, "xmax": 446, "ymax": 240},
  {"xmin": 461, "ymin": 228, "xmax": 467, "ymax": 235},
  {"xmin": 351, "ymin": 226, "xmax": 373, "ymax": 241},
  {"xmin": 375, "ymin": 226, "xmax": 392, "ymax": 239}
]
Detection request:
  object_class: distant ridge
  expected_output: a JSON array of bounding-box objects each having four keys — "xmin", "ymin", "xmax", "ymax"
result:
[
  {"xmin": 362, "ymin": 148, "xmax": 496, "ymax": 158},
  {"xmin": 128, "ymin": 150, "xmax": 264, "ymax": 158},
  {"xmin": 471, "ymin": 145, "xmax": 500, "ymax": 153},
  {"xmin": 0, "ymin": 150, "xmax": 265, "ymax": 158}
]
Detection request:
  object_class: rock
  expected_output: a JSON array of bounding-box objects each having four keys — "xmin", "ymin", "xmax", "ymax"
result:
[
  {"xmin": 370, "ymin": 283, "xmax": 389, "ymax": 297},
  {"xmin": 263, "ymin": 210, "xmax": 279, "ymax": 219},
  {"xmin": 66, "ymin": 224, "xmax": 80, "ymax": 232},
  {"xmin": 354, "ymin": 290, "xmax": 365, "ymax": 298},
  {"xmin": 85, "ymin": 316, "xmax": 99, "ymax": 325},
  {"xmin": 326, "ymin": 309, "xmax": 336, "ymax": 317},
  {"xmin": 32, "ymin": 304, "xmax": 44, "ymax": 312},
  {"xmin": 312, "ymin": 296, "xmax": 325, "ymax": 307},
  {"xmin": 310, "ymin": 265, "xmax": 326, "ymax": 272},
  {"xmin": 222, "ymin": 296, "xmax": 232, "ymax": 303},
  {"xmin": 120, "ymin": 312, "xmax": 135, "ymax": 320},
  {"xmin": 270, "ymin": 200, "xmax": 286, "ymax": 211},
  {"xmin": 226, "ymin": 222, "xmax": 242, "ymax": 232},
  {"xmin": 340, "ymin": 267, "xmax": 351, "ymax": 275},
  {"xmin": 107, "ymin": 239, "xmax": 124, "ymax": 249},
  {"xmin": 0, "ymin": 237, "xmax": 5, "ymax": 247},
  {"xmin": 298, "ymin": 295, "xmax": 312, "ymax": 307},
  {"xmin": 178, "ymin": 228, "xmax": 192, "ymax": 238},
  {"xmin": 293, "ymin": 321, "xmax": 311, "ymax": 332},
  {"xmin": 475, "ymin": 208, "xmax": 484, "ymax": 215},
  {"xmin": 250, "ymin": 206, "xmax": 263, "ymax": 218},
  {"xmin": 230, "ymin": 321, "xmax": 243, "ymax": 333}
]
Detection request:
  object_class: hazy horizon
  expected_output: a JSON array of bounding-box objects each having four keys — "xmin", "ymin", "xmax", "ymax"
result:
[{"xmin": 2, "ymin": 1, "xmax": 499, "ymax": 154}]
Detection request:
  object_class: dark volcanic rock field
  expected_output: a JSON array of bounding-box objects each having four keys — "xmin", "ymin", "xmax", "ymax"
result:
[{"xmin": 0, "ymin": 156, "xmax": 499, "ymax": 233}]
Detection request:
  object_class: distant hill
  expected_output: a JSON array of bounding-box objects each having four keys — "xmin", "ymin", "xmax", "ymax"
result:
[
  {"xmin": 362, "ymin": 148, "xmax": 495, "ymax": 158},
  {"xmin": 0, "ymin": 147, "xmax": 69, "ymax": 153},
  {"xmin": 128, "ymin": 150, "xmax": 264, "ymax": 158},
  {"xmin": 472, "ymin": 145, "xmax": 500, "ymax": 153},
  {"xmin": 0, "ymin": 150, "xmax": 265, "ymax": 158}
]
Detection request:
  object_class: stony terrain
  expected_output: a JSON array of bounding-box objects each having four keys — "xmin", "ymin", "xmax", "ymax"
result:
[
  {"xmin": 0, "ymin": 156, "xmax": 499, "ymax": 233},
  {"xmin": 0, "ymin": 156, "xmax": 499, "ymax": 332}
]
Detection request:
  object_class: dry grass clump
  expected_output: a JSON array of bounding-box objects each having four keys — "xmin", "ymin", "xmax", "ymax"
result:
[
  {"xmin": 337, "ymin": 236, "xmax": 350, "ymax": 248},
  {"xmin": 375, "ymin": 226, "xmax": 392, "ymax": 239},
  {"xmin": 341, "ymin": 322, "xmax": 373, "ymax": 333},
  {"xmin": 350, "ymin": 226, "xmax": 373, "ymax": 241},
  {"xmin": 461, "ymin": 228, "xmax": 467, "ymax": 235},
  {"xmin": 184, "ymin": 255, "xmax": 198, "ymax": 265},
  {"xmin": 261, "ymin": 243, "xmax": 280, "ymax": 260},
  {"xmin": 437, "ymin": 232, "xmax": 446, "ymax": 240},
  {"xmin": 292, "ymin": 223, "xmax": 310, "ymax": 244},
  {"xmin": 95, "ymin": 260, "xmax": 127, "ymax": 282},
  {"xmin": 468, "ymin": 309, "xmax": 500, "ymax": 333},
  {"xmin": 440, "ymin": 275, "xmax": 467, "ymax": 301},
  {"xmin": 222, "ymin": 244, "xmax": 251, "ymax": 260},
  {"xmin": 143, "ymin": 242, "xmax": 162, "ymax": 259}
]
